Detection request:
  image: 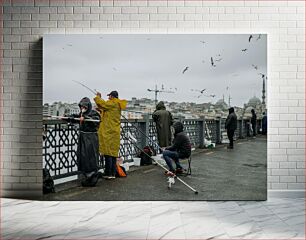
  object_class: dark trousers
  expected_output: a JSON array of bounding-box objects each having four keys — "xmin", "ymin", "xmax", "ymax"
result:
[
  {"xmin": 227, "ymin": 129, "xmax": 235, "ymax": 148},
  {"xmin": 252, "ymin": 123, "xmax": 257, "ymax": 136},
  {"xmin": 104, "ymin": 155, "xmax": 116, "ymax": 177},
  {"xmin": 162, "ymin": 150, "xmax": 183, "ymax": 172}
]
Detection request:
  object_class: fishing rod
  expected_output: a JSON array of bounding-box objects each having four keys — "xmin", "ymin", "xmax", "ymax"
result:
[
  {"xmin": 123, "ymin": 109, "xmax": 151, "ymax": 115},
  {"xmin": 44, "ymin": 115, "xmax": 100, "ymax": 123},
  {"xmin": 72, "ymin": 80, "xmax": 97, "ymax": 95},
  {"xmin": 121, "ymin": 127, "xmax": 198, "ymax": 194}
]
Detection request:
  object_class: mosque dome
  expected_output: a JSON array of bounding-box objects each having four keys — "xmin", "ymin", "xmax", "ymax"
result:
[
  {"xmin": 248, "ymin": 96, "xmax": 261, "ymax": 108},
  {"xmin": 215, "ymin": 99, "xmax": 228, "ymax": 110}
]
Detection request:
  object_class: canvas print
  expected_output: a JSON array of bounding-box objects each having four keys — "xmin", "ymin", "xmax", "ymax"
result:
[{"xmin": 43, "ymin": 34, "xmax": 267, "ymax": 200}]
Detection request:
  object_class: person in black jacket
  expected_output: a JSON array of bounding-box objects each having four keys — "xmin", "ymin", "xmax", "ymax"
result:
[
  {"xmin": 262, "ymin": 112, "xmax": 267, "ymax": 135},
  {"xmin": 162, "ymin": 121, "xmax": 191, "ymax": 175},
  {"xmin": 251, "ymin": 109, "xmax": 257, "ymax": 137},
  {"xmin": 64, "ymin": 97, "xmax": 101, "ymax": 187},
  {"xmin": 225, "ymin": 107, "xmax": 237, "ymax": 149}
]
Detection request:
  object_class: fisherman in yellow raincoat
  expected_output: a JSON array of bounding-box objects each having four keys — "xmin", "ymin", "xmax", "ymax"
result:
[{"xmin": 94, "ymin": 90, "xmax": 127, "ymax": 179}]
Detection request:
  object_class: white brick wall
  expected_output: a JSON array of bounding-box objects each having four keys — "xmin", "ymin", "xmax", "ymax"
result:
[{"xmin": 1, "ymin": 0, "xmax": 305, "ymax": 198}]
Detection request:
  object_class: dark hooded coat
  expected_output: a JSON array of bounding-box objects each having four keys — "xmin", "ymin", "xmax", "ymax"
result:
[
  {"xmin": 67, "ymin": 97, "xmax": 100, "ymax": 174},
  {"xmin": 225, "ymin": 107, "xmax": 237, "ymax": 131},
  {"xmin": 166, "ymin": 122, "xmax": 191, "ymax": 159},
  {"xmin": 152, "ymin": 101, "xmax": 173, "ymax": 147},
  {"xmin": 251, "ymin": 109, "xmax": 257, "ymax": 126}
]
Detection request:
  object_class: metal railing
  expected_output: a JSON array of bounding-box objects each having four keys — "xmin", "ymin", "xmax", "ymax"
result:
[{"xmin": 43, "ymin": 117, "xmax": 262, "ymax": 180}]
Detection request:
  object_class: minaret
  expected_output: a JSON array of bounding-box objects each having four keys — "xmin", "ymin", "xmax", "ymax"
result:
[{"xmin": 262, "ymin": 75, "xmax": 266, "ymax": 105}]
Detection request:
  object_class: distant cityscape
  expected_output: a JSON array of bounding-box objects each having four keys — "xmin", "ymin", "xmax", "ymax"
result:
[{"xmin": 43, "ymin": 94, "xmax": 266, "ymax": 120}]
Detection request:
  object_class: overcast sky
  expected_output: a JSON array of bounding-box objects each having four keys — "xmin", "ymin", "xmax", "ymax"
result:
[{"xmin": 43, "ymin": 34, "xmax": 267, "ymax": 107}]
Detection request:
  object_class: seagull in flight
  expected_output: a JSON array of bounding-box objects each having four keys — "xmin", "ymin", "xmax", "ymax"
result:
[
  {"xmin": 252, "ymin": 64, "xmax": 258, "ymax": 70},
  {"xmin": 191, "ymin": 89, "xmax": 206, "ymax": 93},
  {"xmin": 258, "ymin": 73, "xmax": 265, "ymax": 78},
  {"xmin": 182, "ymin": 67, "xmax": 189, "ymax": 74},
  {"xmin": 215, "ymin": 58, "xmax": 222, "ymax": 62},
  {"xmin": 197, "ymin": 89, "xmax": 207, "ymax": 98},
  {"xmin": 200, "ymin": 41, "xmax": 206, "ymax": 44},
  {"xmin": 242, "ymin": 49, "xmax": 248, "ymax": 52},
  {"xmin": 211, "ymin": 57, "xmax": 216, "ymax": 67},
  {"xmin": 249, "ymin": 35, "xmax": 253, "ymax": 42}
]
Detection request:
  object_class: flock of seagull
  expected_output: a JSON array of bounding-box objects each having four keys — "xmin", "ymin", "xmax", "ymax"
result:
[
  {"xmin": 180, "ymin": 34, "xmax": 265, "ymax": 99},
  {"xmin": 61, "ymin": 35, "xmax": 265, "ymax": 101}
]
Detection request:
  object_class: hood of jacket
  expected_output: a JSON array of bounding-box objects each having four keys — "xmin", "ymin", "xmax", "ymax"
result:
[
  {"xmin": 156, "ymin": 101, "xmax": 166, "ymax": 110},
  {"xmin": 111, "ymin": 98, "xmax": 127, "ymax": 110},
  {"xmin": 173, "ymin": 121, "xmax": 184, "ymax": 134},
  {"xmin": 228, "ymin": 107, "xmax": 234, "ymax": 114},
  {"xmin": 79, "ymin": 97, "xmax": 92, "ymax": 114}
]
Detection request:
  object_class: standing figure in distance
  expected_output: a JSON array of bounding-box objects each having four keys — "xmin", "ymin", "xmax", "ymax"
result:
[
  {"xmin": 225, "ymin": 107, "xmax": 237, "ymax": 149},
  {"xmin": 251, "ymin": 109, "xmax": 257, "ymax": 137},
  {"xmin": 152, "ymin": 101, "xmax": 173, "ymax": 148},
  {"xmin": 262, "ymin": 111, "xmax": 267, "ymax": 135}
]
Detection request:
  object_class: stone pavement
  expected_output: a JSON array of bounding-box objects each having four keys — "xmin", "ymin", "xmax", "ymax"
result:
[{"xmin": 42, "ymin": 136, "xmax": 267, "ymax": 201}]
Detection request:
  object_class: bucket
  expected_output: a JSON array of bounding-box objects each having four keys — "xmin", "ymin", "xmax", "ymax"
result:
[
  {"xmin": 133, "ymin": 157, "xmax": 141, "ymax": 167},
  {"xmin": 122, "ymin": 163, "xmax": 129, "ymax": 171},
  {"xmin": 152, "ymin": 154, "xmax": 167, "ymax": 166}
]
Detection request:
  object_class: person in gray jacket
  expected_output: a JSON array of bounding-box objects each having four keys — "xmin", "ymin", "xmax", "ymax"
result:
[
  {"xmin": 152, "ymin": 101, "xmax": 173, "ymax": 148},
  {"xmin": 225, "ymin": 107, "xmax": 237, "ymax": 149}
]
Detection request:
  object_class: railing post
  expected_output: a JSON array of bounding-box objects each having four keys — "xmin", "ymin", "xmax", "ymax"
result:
[
  {"xmin": 239, "ymin": 119, "xmax": 243, "ymax": 139},
  {"xmin": 142, "ymin": 114, "xmax": 150, "ymax": 147},
  {"xmin": 199, "ymin": 117, "xmax": 205, "ymax": 148},
  {"xmin": 216, "ymin": 117, "xmax": 221, "ymax": 144}
]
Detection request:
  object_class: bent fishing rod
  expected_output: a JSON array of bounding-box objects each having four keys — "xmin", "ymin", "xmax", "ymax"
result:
[
  {"xmin": 121, "ymin": 127, "xmax": 199, "ymax": 194},
  {"xmin": 72, "ymin": 80, "xmax": 97, "ymax": 95}
]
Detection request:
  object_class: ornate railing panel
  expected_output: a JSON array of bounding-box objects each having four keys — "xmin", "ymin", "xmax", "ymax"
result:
[
  {"xmin": 148, "ymin": 120, "xmax": 159, "ymax": 152},
  {"xmin": 120, "ymin": 119, "xmax": 144, "ymax": 162},
  {"xmin": 205, "ymin": 118, "xmax": 218, "ymax": 144},
  {"xmin": 43, "ymin": 120, "xmax": 79, "ymax": 180},
  {"xmin": 182, "ymin": 119, "xmax": 201, "ymax": 148},
  {"xmin": 43, "ymin": 117, "xmax": 262, "ymax": 180}
]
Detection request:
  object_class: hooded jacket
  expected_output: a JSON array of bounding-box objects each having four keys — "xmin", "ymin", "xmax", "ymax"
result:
[
  {"xmin": 225, "ymin": 107, "xmax": 237, "ymax": 131},
  {"xmin": 152, "ymin": 101, "xmax": 173, "ymax": 147},
  {"xmin": 251, "ymin": 109, "xmax": 257, "ymax": 125},
  {"xmin": 66, "ymin": 97, "xmax": 100, "ymax": 174},
  {"xmin": 69, "ymin": 97, "xmax": 100, "ymax": 132},
  {"xmin": 94, "ymin": 95, "xmax": 127, "ymax": 157},
  {"xmin": 166, "ymin": 121, "xmax": 191, "ymax": 159},
  {"xmin": 79, "ymin": 97, "xmax": 100, "ymax": 132}
]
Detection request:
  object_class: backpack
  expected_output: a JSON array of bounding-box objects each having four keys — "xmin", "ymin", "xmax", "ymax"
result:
[
  {"xmin": 139, "ymin": 146, "xmax": 153, "ymax": 166},
  {"xmin": 43, "ymin": 168, "xmax": 55, "ymax": 194}
]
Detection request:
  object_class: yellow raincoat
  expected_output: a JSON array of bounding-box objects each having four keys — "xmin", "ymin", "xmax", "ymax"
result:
[{"xmin": 94, "ymin": 96, "xmax": 127, "ymax": 157}]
